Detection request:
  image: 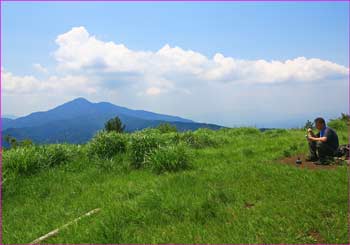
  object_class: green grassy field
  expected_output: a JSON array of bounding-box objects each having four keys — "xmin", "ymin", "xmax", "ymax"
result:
[{"xmin": 2, "ymin": 118, "xmax": 349, "ymax": 244}]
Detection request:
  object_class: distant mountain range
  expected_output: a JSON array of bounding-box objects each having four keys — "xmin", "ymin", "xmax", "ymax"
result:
[{"xmin": 1, "ymin": 98, "xmax": 223, "ymax": 146}]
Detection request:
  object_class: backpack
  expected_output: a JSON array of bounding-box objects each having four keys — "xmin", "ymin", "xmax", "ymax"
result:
[{"xmin": 335, "ymin": 144, "xmax": 350, "ymax": 159}]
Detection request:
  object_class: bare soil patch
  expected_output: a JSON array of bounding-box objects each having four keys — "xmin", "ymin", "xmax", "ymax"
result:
[
  {"xmin": 307, "ymin": 229, "xmax": 325, "ymax": 243},
  {"xmin": 278, "ymin": 154, "xmax": 348, "ymax": 170}
]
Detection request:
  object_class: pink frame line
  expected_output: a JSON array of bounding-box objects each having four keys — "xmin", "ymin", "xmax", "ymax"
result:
[{"xmin": 0, "ymin": 0, "xmax": 349, "ymax": 244}]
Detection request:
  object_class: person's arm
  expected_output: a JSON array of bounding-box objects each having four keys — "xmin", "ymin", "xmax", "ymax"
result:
[
  {"xmin": 307, "ymin": 128, "xmax": 327, "ymax": 142},
  {"xmin": 308, "ymin": 135, "xmax": 327, "ymax": 142}
]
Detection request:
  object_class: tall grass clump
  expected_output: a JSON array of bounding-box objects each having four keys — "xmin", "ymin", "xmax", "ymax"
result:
[
  {"xmin": 2, "ymin": 144, "xmax": 75, "ymax": 186},
  {"xmin": 145, "ymin": 143, "xmax": 192, "ymax": 174},
  {"xmin": 129, "ymin": 133, "xmax": 164, "ymax": 168},
  {"xmin": 87, "ymin": 131, "xmax": 127, "ymax": 159},
  {"xmin": 180, "ymin": 131, "xmax": 218, "ymax": 149},
  {"xmin": 156, "ymin": 123, "xmax": 177, "ymax": 133},
  {"xmin": 328, "ymin": 118, "xmax": 349, "ymax": 131}
]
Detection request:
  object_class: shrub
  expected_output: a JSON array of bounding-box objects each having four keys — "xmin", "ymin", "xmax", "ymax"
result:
[
  {"xmin": 94, "ymin": 154, "xmax": 129, "ymax": 172},
  {"xmin": 289, "ymin": 143, "xmax": 298, "ymax": 152},
  {"xmin": 157, "ymin": 123, "xmax": 177, "ymax": 133},
  {"xmin": 145, "ymin": 144, "xmax": 192, "ymax": 174},
  {"xmin": 2, "ymin": 144, "xmax": 74, "ymax": 184},
  {"xmin": 129, "ymin": 133, "xmax": 163, "ymax": 168},
  {"xmin": 236, "ymin": 127, "xmax": 261, "ymax": 136},
  {"xmin": 180, "ymin": 131, "xmax": 218, "ymax": 149},
  {"xmin": 3, "ymin": 135, "xmax": 33, "ymax": 149},
  {"xmin": 87, "ymin": 131, "xmax": 127, "ymax": 159},
  {"xmin": 263, "ymin": 129, "xmax": 287, "ymax": 138},
  {"xmin": 43, "ymin": 144, "xmax": 74, "ymax": 167},
  {"xmin": 328, "ymin": 119, "xmax": 348, "ymax": 131},
  {"xmin": 3, "ymin": 146, "xmax": 44, "ymax": 177},
  {"xmin": 283, "ymin": 149, "xmax": 292, "ymax": 157},
  {"xmin": 241, "ymin": 148, "xmax": 255, "ymax": 157}
]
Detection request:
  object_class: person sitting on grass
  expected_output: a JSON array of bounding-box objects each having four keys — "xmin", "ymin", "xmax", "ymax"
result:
[{"xmin": 306, "ymin": 117, "xmax": 339, "ymax": 165}]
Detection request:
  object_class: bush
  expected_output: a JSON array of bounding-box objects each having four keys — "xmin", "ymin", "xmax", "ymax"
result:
[
  {"xmin": 129, "ymin": 133, "xmax": 164, "ymax": 168},
  {"xmin": 3, "ymin": 146, "xmax": 44, "ymax": 177},
  {"xmin": 180, "ymin": 131, "xmax": 218, "ymax": 149},
  {"xmin": 3, "ymin": 135, "xmax": 33, "ymax": 149},
  {"xmin": 43, "ymin": 144, "xmax": 74, "ymax": 167},
  {"xmin": 157, "ymin": 123, "xmax": 177, "ymax": 133},
  {"xmin": 235, "ymin": 127, "xmax": 261, "ymax": 136},
  {"xmin": 263, "ymin": 129, "xmax": 288, "ymax": 137},
  {"xmin": 241, "ymin": 148, "xmax": 255, "ymax": 157},
  {"xmin": 2, "ymin": 144, "xmax": 75, "ymax": 185},
  {"xmin": 283, "ymin": 149, "xmax": 292, "ymax": 157},
  {"xmin": 328, "ymin": 119, "xmax": 348, "ymax": 131},
  {"xmin": 145, "ymin": 144, "xmax": 192, "ymax": 174},
  {"xmin": 87, "ymin": 131, "xmax": 127, "ymax": 159}
]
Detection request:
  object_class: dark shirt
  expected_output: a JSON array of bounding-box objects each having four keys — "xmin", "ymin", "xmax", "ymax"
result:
[{"xmin": 321, "ymin": 127, "xmax": 339, "ymax": 151}]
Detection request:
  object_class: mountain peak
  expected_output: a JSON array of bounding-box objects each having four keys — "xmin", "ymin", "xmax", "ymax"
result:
[{"xmin": 70, "ymin": 97, "xmax": 91, "ymax": 104}]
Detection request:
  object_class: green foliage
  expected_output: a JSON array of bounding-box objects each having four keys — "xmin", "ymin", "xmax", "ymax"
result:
[
  {"xmin": 241, "ymin": 148, "xmax": 255, "ymax": 157},
  {"xmin": 20, "ymin": 139, "xmax": 34, "ymax": 147},
  {"xmin": 156, "ymin": 123, "xmax": 177, "ymax": 133},
  {"xmin": 340, "ymin": 113, "xmax": 350, "ymax": 121},
  {"xmin": 129, "ymin": 133, "xmax": 163, "ymax": 168},
  {"xmin": 2, "ymin": 144, "xmax": 75, "ymax": 186},
  {"xmin": 263, "ymin": 129, "xmax": 288, "ymax": 138},
  {"xmin": 146, "ymin": 144, "xmax": 192, "ymax": 174},
  {"xmin": 328, "ymin": 117, "xmax": 349, "ymax": 131},
  {"xmin": 180, "ymin": 131, "xmax": 218, "ymax": 149},
  {"xmin": 283, "ymin": 149, "xmax": 292, "ymax": 157},
  {"xmin": 94, "ymin": 154, "xmax": 130, "ymax": 173},
  {"xmin": 104, "ymin": 116, "xmax": 125, "ymax": 133},
  {"xmin": 232, "ymin": 127, "xmax": 261, "ymax": 136},
  {"xmin": 4, "ymin": 135, "xmax": 33, "ymax": 149},
  {"xmin": 3, "ymin": 117, "xmax": 349, "ymax": 244},
  {"xmin": 41, "ymin": 144, "xmax": 70, "ymax": 168},
  {"xmin": 87, "ymin": 131, "xmax": 127, "ymax": 159},
  {"xmin": 3, "ymin": 146, "xmax": 44, "ymax": 177},
  {"xmin": 4, "ymin": 135, "xmax": 18, "ymax": 148}
]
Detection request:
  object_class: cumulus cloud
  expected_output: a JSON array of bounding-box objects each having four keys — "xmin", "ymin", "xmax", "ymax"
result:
[
  {"xmin": 2, "ymin": 68, "xmax": 43, "ymax": 94},
  {"xmin": 2, "ymin": 26, "xmax": 348, "ymax": 124},
  {"xmin": 2, "ymin": 67, "xmax": 97, "ymax": 95},
  {"xmin": 33, "ymin": 63, "xmax": 48, "ymax": 73},
  {"xmin": 54, "ymin": 26, "xmax": 349, "ymax": 90},
  {"xmin": 146, "ymin": 87, "xmax": 162, "ymax": 96}
]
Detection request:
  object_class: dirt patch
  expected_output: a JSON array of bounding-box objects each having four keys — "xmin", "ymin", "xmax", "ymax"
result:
[
  {"xmin": 278, "ymin": 154, "xmax": 348, "ymax": 170},
  {"xmin": 307, "ymin": 229, "xmax": 325, "ymax": 243}
]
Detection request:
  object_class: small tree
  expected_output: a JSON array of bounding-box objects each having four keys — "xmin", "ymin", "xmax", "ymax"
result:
[
  {"xmin": 340, "ymin": 113, "xmax": 350, "ymax": 122},
  {"xmin": 304, "ymin": 120, "xmax": 314, "ymax": 130},
  {"xmin": 104, "ymin": 116, "xmax": 125, "ymax": 133},
  {"xmin": 4, "ymin": 135, "xmax": 18, "ymax": 148},
  {"xmin": 4, "ymin": 135, "xmax": 33, "ymax": 148}
]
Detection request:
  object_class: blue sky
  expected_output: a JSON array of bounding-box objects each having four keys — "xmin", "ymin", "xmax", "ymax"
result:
[{"xmin": 2, "ymin": 1, "xmax": 349, "ymax": 127}]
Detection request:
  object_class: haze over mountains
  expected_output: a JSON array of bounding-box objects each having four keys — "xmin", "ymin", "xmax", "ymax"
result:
[{"xmin": 1, "ymin": 98, "xmax": 222, "ymax": 146}]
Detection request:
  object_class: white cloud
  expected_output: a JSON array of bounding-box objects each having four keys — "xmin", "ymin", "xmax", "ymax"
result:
[
  {"xmin": 145, "ymin": 87, "xmax": 162, "ymax": 96},
  {"xmin": 1, "ymin": 67, "xmax": 97, "ymax": 95},
  {"xmin": 54, "ymin": 26, "xmax": 349, "ymax": 91},
  {"xmin": 33, "ymin": 63, "xmax": 48, "ymax": 73},
  {"xmin": 2, "ymin": 26, "xmax": 348, "ymax": 126},
  {"xmin": 2, "ymin": 68, "xmax": 42, "ymax": 94}
]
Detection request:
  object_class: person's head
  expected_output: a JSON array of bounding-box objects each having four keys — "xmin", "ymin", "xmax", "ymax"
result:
[{"xmin": 314, "ymin": 117, "xmax": 326, "ymax": 130}]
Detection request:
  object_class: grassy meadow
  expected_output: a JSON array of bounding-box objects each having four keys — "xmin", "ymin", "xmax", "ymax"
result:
[{"xmin": 2, "ymin": 117, "xmax": 349, "ymax": 244}]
